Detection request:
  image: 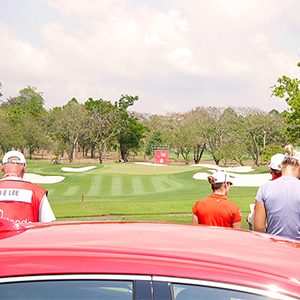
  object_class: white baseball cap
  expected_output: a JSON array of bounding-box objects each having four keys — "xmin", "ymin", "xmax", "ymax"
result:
[
  {"xmin": 2, "ymin": 151, "xmax": 26, "ymax": 165},
  {"xmin": 268, "ymin": 153, "xmax": 284, "ymax": 171},
  {"xmin": 212, "ymin": 170, "xmax": 233, "ymax": 185}
]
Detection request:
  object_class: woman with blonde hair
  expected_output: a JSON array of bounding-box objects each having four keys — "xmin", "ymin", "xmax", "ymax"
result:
[
  {"xmin": 254, "ymin": 145, "xmax": 300, "ymax": 240},
  {"xmin": 192, "ymin": 170, "xmax": 242, "ymax": 228}
]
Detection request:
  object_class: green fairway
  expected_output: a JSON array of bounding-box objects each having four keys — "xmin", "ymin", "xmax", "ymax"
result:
[{"xmin": 22, "ymin": 160, "xmax": 267, "ymax": 230}]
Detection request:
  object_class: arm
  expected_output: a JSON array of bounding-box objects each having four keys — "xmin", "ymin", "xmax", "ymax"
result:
[
  {"xmin": 39, "ymin": 195, "xmax": 56, "ymax": 222},
  {"xmin": 232, "ymin": 207, "xmax": 242, "ymax": 229},
  {"xmin": 192, "ymin": 213, "xmax": 199, "ymax": 225},
  {"xmin": 253, "ymin": 200, "xmax": 266, "ymax": 233},
  {"xmin": 232, "ymin": 221, "xmax": 242, "ymax": 229}
]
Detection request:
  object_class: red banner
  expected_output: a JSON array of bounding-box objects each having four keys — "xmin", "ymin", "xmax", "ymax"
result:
[{"xmin": 155, "ymin": 150, "xmax": 169, "ymax": 165}]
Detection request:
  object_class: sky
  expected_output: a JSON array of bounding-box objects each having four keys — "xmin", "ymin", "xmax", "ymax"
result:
[{"xmin": 0, "ymin": 0, "xmax": 299, "ymax": 115}]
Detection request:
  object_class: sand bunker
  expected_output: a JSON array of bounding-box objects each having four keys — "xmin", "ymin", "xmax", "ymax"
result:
[
  {"xmin": 193, "ymin": 165, "xmax": 271, "ymax": 187},
  {"xmin": 22, "ymin": 166, "xmax": 97, "ymax": 183},
  {"xmin": 24, "ymin": 173, "xmax": 65, "ymax": 184},
  {"xmin": 61, "ymin": 166, "xmax": 97, "ymax": 172},
  {"xmin": 191, "ymin": 164, "xmax": 253, "ymax": 173}
]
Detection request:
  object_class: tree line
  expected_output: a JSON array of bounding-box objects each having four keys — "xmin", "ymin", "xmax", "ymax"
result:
[{"xmin": 0, "ymin": 74, "xmax": 299, "ymax": 166}]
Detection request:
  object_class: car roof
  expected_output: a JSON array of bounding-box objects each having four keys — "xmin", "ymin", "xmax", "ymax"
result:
[{"xmin": 1, "ymin": 221, "xmax": 300, "ymax": 298}]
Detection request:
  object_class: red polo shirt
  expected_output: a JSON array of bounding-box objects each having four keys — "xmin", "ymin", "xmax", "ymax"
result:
[{"xmin": 192, "ymin": 193, "xmax": 241, "ymax": 227}]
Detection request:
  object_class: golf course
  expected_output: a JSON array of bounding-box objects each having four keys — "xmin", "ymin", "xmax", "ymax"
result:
[{"xmin": 22, "ymin": 158, "xmax": 270, "ymax": 230}]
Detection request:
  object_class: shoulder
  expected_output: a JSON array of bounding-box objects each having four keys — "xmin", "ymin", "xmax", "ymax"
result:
[
  {"xmin": 193, "ymin": 196, "xmax": 211, "ymax": 206},
  {"xmin": 268, "ymin": 177, "xmax": 300, "ymax": 187},
  {"xmin": 28, "ymin": 182, "xmax": 47, "ymax": 193},
  {"xmin": 227, "ymin": 200, "xmax": 240, "ymax": 209},
  {"xmin": 0, "ymin": 179, "xmax": 47, "ymax": 193},
  {"xmin": 256, "ymin": 180, "xmax": 272, "ymax": 193}
]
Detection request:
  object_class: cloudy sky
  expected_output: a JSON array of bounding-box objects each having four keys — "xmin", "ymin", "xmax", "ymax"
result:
[{"xmin": 0, "ymin": 0, "xmax": 299, "ymax": 114}]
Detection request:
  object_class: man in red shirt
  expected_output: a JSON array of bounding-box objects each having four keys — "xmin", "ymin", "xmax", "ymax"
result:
[
  {"xmin": 0, "ymin": 151, "xmax": 56, "ymax": 223},
  {"xmin": 192, "ymin": 170, "xmax": 241, "ymax": 228}
]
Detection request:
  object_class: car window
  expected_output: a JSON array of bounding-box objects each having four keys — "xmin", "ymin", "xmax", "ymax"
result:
[
  {"xmin": 172, "ymin": 284, "xmax": 279, "ymax": 300},
  {"xmin": 0, "ymin": 280, "xmax": 133, "ymax": 300}
]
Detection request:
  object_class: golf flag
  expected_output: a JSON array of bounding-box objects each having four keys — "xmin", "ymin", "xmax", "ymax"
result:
[{"xmin": 155, "ymin": 150, "xmax": 169, "ymax": 165}]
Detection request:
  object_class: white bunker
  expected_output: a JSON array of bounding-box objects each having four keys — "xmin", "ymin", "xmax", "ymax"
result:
[
  {"xmin": 192, "ymin": 164, "xmax": 271, "ymax": 187},
  {"xmin": 61, "ymin": 166, "xmax": 97, "ymax": 172},
  {"xmin": 23, "ymin": 166, "xmax": 97, "ymax": 184},
  {"xmin": 134, "ymin": 162, "xmax": 166, "ymax": 167},
  {"xmin": 24, "ymin": 174, "xmax": 65, "ymax": 184}
]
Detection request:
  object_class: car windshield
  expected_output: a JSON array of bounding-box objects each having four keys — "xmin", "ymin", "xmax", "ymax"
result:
[
  {"xmin": 0, "ymin": 280, "xmax": 133, "ymax": 300},
  {"xmin": 172, "ymin": 283, "xmax": 280, "ymax": 300}
]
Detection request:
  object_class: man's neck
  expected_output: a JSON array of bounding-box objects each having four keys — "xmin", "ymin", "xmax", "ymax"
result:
[{"xmin": 3, "ymin": 173, "xmax": 23, "ymax": 179}]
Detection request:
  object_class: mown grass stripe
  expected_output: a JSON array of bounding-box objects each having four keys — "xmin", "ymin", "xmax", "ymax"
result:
[
  {"xmin": 141, "ymin": 176, "xmax": 155, "ymax": 193},
  {"xmin": 63, "ymin": 186, "xmax": 80, "ymax": 196},
  {"xmin": 87, "ymin": 175, "xmax": 103, "ymax": 196},
  {"xmin": 122, "ymin": 175, "xmax": 133, "ymax": 195},
  {"xmin": 150, "ymin": 176, "xmax": 166, "ymax": 193},
  {"xmin": 111, "ymin": 176, "xmax": 123, "ymax": 195},
  {"xmin": 100, "ymin": 174, "xmax": 112, "ymax": 195},
  {"xmin": 132, "ymin": 177, "xmax": 144, "ymax": 195}
]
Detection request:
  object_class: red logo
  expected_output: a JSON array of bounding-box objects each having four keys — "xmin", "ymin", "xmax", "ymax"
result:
[{"xmin": 155, "ymin": 151, "xmax": 169, "ymax": 165}]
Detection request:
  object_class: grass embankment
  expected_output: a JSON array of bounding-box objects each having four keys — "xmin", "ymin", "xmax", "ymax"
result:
[{"xmin": 24, "ymin": 160, "xmax": 268, "ymax": 230}]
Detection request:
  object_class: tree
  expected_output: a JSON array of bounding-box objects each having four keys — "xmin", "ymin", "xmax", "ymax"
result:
[
  {"xmin": 194, "ymin": 107, "xmax": 228, "ymax": 165},
  {"xmin": 116, "ymin": 95, "xmax": 148, "ymax": 161},
  {"xmin": 260, "ymin": 144, "xmax": 285, "ymax": 164},
  {"xmin": 164, "ymin": 112, "xmax": 195, "ymax": 165},
  {"xmin": 0, "ymin": 110, "xmax": 16, "ymax": 153},
  {"xmin": 0, "ymin": 86, "xmax": 47, "ymax": 156},
  {"xmin": 84, "ymin": 98, "xmax": 120, "ymax": 163},
  {"xmin": 186, "ymin": 108, "xmax": 207, "ymax": 164},
  {"xmin": 233, "ymin": 107, "xmax": 286, "ymax": 166},
  {"xmin": 18, "ymin": 112, "xmax": 48, "ymax": 158},
  {"xmin": 47, "ymin": 101, "xmax": 88, "ymax": 162},
  {"xmin": 145, "ymin": 131, "xmax": 163, "ymax": 157},
  {"xmin": 118, "ymin": 116, "xmax": 148, "ymax": 161},
  {"xmin": 1, "ymin": 86, "xmax": 45, "ymax": 116},
  {"xmin": 271, "ymin": 75, "xmax": 300, "ymax": 143}
]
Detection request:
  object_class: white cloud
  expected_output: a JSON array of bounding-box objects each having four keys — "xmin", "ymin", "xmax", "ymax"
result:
[
  {"xmin": 144, "ymin": 34, "xmax": 168, "ymax": 47},
  {"xmin": 1, "ymin": 0, "xmax": 299, "ymax": 114}
]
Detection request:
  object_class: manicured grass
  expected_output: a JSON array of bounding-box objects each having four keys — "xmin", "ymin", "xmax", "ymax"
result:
[{"xmin": 23, "ymin": 160, "xmax": 268, "ymax": 230}]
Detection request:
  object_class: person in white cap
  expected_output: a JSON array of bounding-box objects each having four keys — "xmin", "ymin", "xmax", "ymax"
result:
[
  {"xmin": 246, "ymin": 153, "xmax": 285, "ymax": 229},
  {"xmin": 268, "ymin": 153, "xmax": 285, "ymax": 180},
  {"xmin": 192, "ymin": 170, "xmax": 242, "ymax": 228},
  {"xmin": 254, "ymin": 145, "xmax": 300, "ymax": 240},
  {"xmin": 0, "ymin": 150, "xmax": 56, "ymax": 223}
]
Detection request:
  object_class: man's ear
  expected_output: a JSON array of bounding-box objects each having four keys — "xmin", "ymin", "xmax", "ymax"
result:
[
  {"xmin": 21, "ymin": 164, "xmax": 27, "ymax": 177},
  {"xmin": 1, "ymin": 164, "xmax": 4, "ymax": 175}
]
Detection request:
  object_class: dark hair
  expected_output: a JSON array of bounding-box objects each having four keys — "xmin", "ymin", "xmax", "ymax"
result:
[
  {"xmin": 207, "ymin": 175, "xmax": 223, "ymax": 192},
  {"xmin": 271, "ymin": 168, "xmax": 282, "ymax": 176}
]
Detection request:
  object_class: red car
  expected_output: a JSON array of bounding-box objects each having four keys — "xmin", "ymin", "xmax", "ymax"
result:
[{"xmin": 0, "ymin": 219, "xmax": 300, "ymax": 300}]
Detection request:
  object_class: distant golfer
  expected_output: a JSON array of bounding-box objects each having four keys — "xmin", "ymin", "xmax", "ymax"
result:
[
  {"xmin": 192, "ymin": 170, "xmax": 242, "ymax": 228},
  {"xmin": 0, "ymin": 151, "xmax": 56, "ymax": 223}
]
